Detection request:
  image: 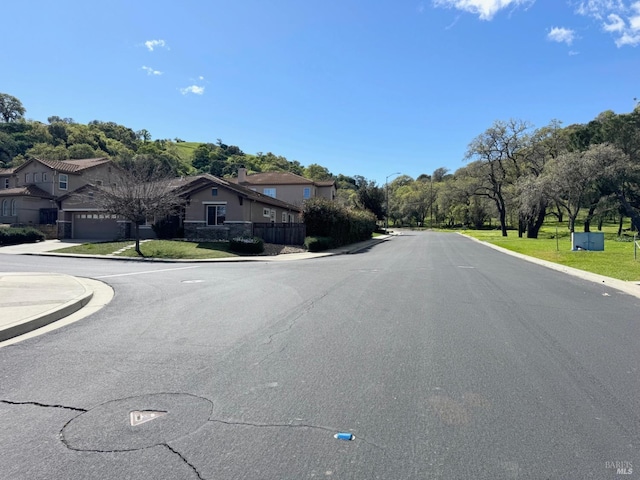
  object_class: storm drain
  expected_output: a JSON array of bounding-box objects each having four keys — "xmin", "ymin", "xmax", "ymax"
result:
[{"xmin": 61, "ymin": 393, "xmax": 212, "ymax": 452}]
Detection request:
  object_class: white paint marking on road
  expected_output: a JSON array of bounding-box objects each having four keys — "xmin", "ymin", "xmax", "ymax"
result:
[
  {"xmin": 95, "ymin": 266, "xmax": 200, "ymax": 278},
  {"xmin": 181, "ymin": 279, "xmax": 204, "ymax": 284},
  {"xmin": 457, "ymin": 266, "xmax": 475, "ymax": 269}
]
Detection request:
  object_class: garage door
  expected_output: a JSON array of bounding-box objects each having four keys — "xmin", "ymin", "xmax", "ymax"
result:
[{"xmin": 73, "ymin": 213, "xmax": 121, "ymax": 240}]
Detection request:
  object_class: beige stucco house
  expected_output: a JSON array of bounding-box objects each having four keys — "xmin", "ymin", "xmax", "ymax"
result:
[
  {"xmin": 56, "ymin": 173, "xmax": 303, "ymax": 242},
  {"xmin": 233, "ymin": 168, "xmax": 336, "ymax": 206},
  {"xmin": 176, "ymin": 174, "xmax": 302, "ymax": 241},
  {"xmin": 0, "ymin": 158, "xmax": 112, "ymax": 229}
]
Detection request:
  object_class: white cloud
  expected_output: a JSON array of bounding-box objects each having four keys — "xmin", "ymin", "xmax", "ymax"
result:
[
  {"xmin": 144, "ymin": 39, "xmax": 167, "ymax": 51},
  {"xmin": 547, "ymin": 26, "xmax": 577, "ymax": 44},
  {"xmin": 180, "ymin": 85, "xmax": 205, "ymax": 95},
  {"xmin": 616, "ymin": 31, "xmax": 640, "ymax": 44},
  {"xmin": 198, "ymin": 75, "xmax": 205, "ymax": 81},
  {"xmin": 431, "ymin": 0, "xmax": 534, "ymax": 20},
  {"xmin": 575, "ymin": 0, "xmax": 640, "ymax": 46},
  {"xmin": 569, "ymin": 49, "xmax": 581, "ymax": 55},
  {"xmin": 604, "ymin": 13, "xmax": 626, "ymax": 30},
  {"xmin": 142, "ymin": 66, "xmax": 162, "ymax": 76}
]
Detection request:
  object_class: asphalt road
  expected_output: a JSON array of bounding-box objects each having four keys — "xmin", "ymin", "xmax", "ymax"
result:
[{"xmin": 1, "ymin": 232, "xmax": 639, "ymax": 479}]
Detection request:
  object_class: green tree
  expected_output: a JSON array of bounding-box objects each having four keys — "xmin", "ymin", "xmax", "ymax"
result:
[
  {"xmin": 304, "ymin": 163, "xmax": 333, "ymax": 181},
  {"xmin": 0, "ymin": 93, "xmax": 26, "ymax": 123},
  {"xmin": 68, "ymin": 143, "xmax": 97, "ymax": 159}
]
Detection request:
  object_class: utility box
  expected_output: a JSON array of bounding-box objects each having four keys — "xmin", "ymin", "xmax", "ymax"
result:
[{"xmin": 572, "ymin": 232, "xmax": 604, "ymax": 251}]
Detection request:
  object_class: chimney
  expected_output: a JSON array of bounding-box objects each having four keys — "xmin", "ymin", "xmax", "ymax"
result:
[{"xmin": 238, "ymin": 167, "xmax": 247, "ymax": 183}]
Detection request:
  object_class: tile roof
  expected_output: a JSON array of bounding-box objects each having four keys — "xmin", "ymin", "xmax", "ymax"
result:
[
  {"xmin": 177, "ymin": 174, "xmax": 301, "ymax": 211},
  {"xmin": 0, "ymin": 185, "xmax": 54, "ymax": 199},
  {"xmin": 14, "ymin": 157, "xmax": 111, "ymax": 174},
  {"xmin": 0, "ymin": 168, "xmax": 16, "ymax": 175},
  {"xmin": 235, "ymin": 171, "xmax": 315, "ymax": 185}
]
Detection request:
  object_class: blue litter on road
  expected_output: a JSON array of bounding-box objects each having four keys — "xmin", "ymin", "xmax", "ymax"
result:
[{"xmin": 334, "ymin": 432, "xmax": 354, "ymax": 441}]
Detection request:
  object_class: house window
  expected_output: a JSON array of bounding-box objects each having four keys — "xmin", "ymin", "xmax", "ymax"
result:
[
  {"xmin": 206, "ymin": 204, "xmax": 226, "ymax": 226},
  {"xmin": 263, "ymin": 208, "xmax": 271, "ymax": 218},
  {"xmin": 1, "ymin": 200, "xmax": 7, "ymax": 216},
  {"xmin": 25, "ymin": 173, "xmax": 31, "ymax": 183},
  {"xmin": 34, "ymin": 172, "xmax": 41, "ymax": 182},
  {"xmin": 10, "ymin": 199, "xmax": 16, "ymax": 216},
  {"xmin": 303, "ymin": 187, "xmax": 311, "ymax": 199},
  {"xmin": 211, "ymin": 188, "xmax": 218, "ymax": 196},
  {"xmin": 59, "ymin": 174, "xmax": 68, "ymax": 190},
  {"xmin": 270, "ymin": 209, "xmax": 276, "ymax": 223},
  {"xmin": 3, "ymin": 178, "xmax": 8, "ymax": 189},
  {"xmin": 263, "ymin": 188, "xmax": 276, "ymax": 198},
  {"xmin": 282, "ymin": 212, "xmax": 288, "ymax": 223},
  {"xmin": 43, "ymin": 173, "xmax": 48, "ymax": 182}
]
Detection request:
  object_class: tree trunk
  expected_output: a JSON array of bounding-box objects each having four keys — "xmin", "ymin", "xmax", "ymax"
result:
[
  {"xmin": 494, "ymin": 194, "xmax": 508, "ymax": 237},
  {"xmin": 615, "ymin": 191, "xmax": 640, "ymax": 232},
  {"xmin": 583, "ymin": 204, "xmax": 597, "ymax": 233},
  {"xmin": 135, "ymin": 223, "xmax": 142, "ymax": 256},
  {"xmin": 526, "ymin": 204, "xmax": 546, "ymax": 239},
  {"xmin": 517, "ymin": 215, "xmax": 525, "ymax": 238},
  {"xmin": 568, "ymin": 215, "xmax": 576, "ymax": 233},
  {"xmin": 618, "ymin": 214, "xmax": 624, "ymax": 237}
]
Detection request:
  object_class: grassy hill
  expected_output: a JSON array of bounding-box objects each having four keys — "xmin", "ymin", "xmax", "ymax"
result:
[{"xmin": 173, "ymin": 142, "xmax": 200, "ymax": 164}]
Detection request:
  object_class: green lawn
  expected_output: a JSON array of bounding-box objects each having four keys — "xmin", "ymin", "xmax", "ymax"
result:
[
  {"xmin": 461, "ymin": 227, "xmax": 640, "ymax": 281},
  {"xmin": 118, "ymin": 240, "xmax": 237, "ymax": 259},
  {"xmin": 53, "ymin": 240, "xmax": 238, "ymax": 259},
  {"xmin": 53, "ymin": 241, "xmax": 133, "ymax": 255}
]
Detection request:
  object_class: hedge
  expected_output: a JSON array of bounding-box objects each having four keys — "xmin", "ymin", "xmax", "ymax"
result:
[
  {"xmin": 0, "ymin": 227, "xmax": 46, "ymax": 246},
  {"xmin": 304, "ymin": 236, "xmax": 335, "ymax": 252},
  {"xmin": 302, "ymin": 198, "xmax": 376, "ymax": 248},
  {"xmin": 229, "ymin": 236, "xmax": 264, "ymax": 254}
]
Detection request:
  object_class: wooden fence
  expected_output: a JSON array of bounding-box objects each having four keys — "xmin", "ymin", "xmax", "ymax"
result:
[{"xmin": 252, "ymin": 222, "xmax": 306, "ymax": 245}]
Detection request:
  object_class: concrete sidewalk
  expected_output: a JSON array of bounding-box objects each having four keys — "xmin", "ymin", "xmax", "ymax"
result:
[{"xmin": 0, "ymin": 237, "xmax": 391, "ymax": 345}]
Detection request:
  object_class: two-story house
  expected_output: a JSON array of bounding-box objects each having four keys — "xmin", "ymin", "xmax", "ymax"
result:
[
  {"xmin": 233, "ymin": 168, "xmax": 336, "ymax": 207},
  {"xmin": 0, "ymin": 157, "xmax": 113, "ymax": 230}
]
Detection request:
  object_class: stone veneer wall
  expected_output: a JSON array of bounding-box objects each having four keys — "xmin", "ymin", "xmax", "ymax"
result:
[
  {"xmin": 57, "ymin": 220, "xmax": 71, "ymax": 239},
  {"xmin": 183, "ymin": 221, "xmax": 252, "ymax": 241}
]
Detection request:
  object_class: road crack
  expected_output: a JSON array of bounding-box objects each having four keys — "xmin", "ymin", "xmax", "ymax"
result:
[
  {"xmin": 164, "ymin": 443, "xmax": 205, "ymax": 480},
  {"xmin": 0, "ymin": 399, "xmax": 87, "ymax": 412}
]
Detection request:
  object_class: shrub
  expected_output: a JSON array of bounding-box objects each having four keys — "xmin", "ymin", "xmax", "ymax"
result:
[
  {"xmin": 302, "ymin": 198, "xmax": 376, "ymax": 247},
  {"xmin": 0, "ymin": 227, "xmax": 46, "ymax": 246},
  {"xmin": 152, "ymin": 217, "xmax": 182, "ymax": 239},
  {"xmin": 229, "ymin": 236, "xmax": 264, "ymax": 254},
  {"xmin": 304, "ymin": 236, "xmax": 334, "ymax": 252}
]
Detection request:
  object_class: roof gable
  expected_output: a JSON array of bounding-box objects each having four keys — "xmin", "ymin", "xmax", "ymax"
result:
[{"xmin": 177, "ymin": 174, "xmax": 301, "ymax": 211}]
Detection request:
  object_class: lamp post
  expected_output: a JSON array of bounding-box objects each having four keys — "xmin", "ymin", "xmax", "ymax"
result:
[{"xmin": 385, "ymin": 172, "xmax": 400, "ymax": 232}]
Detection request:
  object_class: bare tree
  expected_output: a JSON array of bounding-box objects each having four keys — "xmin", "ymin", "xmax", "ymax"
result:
[
  {"xmin": 465, "ymin": 119, "xmax": 533, "ymax": 236},
  {"xmin": 543, "ymin": 144, "xmax": 627, "ymax": 233},
  {"xmin": 86, "ymin": 157, "xmax": 184, "ymax": 255}
]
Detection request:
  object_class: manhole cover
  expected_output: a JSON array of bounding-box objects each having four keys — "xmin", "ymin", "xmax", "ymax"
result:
[{"xmin": 61, "ymin": 393, "xmax": 212, "ymax": 452}]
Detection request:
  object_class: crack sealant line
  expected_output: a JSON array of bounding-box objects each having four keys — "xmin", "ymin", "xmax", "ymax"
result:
[
  {"xmin": 262, "ymin": 291, "xmax": 330, "ymax": 345},
  {"xmin": 207, "ymin": 418, "xmax": 386, "ymax": 451},
  {"xmin": 0, "ymin": 399, "xmax": 87, "ymax": 412},
  {"xmin": 164, "ymin": 443, "xmax": 205, "ymax": 480}
]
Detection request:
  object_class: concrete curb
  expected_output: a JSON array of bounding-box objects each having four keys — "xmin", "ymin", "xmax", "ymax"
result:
[
  {"xmin": 0, "ymin": 275, "xmax": 93, "ymax": 342},
  {"xmin": 461, "ymin": 233, "xmax": 640, "ymax": 299}
]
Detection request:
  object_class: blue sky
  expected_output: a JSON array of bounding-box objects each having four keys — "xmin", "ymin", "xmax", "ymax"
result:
[{"xmin": 3, "ymin": 0, "xmax": 639, "ymax": 184}]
